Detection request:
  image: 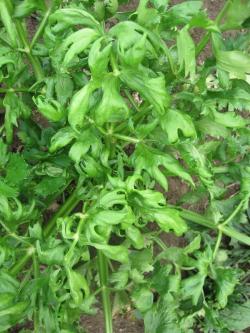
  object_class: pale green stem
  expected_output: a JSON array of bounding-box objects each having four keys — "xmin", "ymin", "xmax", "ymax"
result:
[
  {"xmin": 178, "ymin": 207, "xmax": 250, "ymax": 246},
  {"xmin": 15, "ymin": 21, "xmax": 44, "ymax": 81},
  {"xmin": 0, "ymin": 88, "xmax": 36, "ymax": 93},
  {"xmin": 33, "ymin": 255, "xmax": 40, "ymax": 333},
  {"xmin": 213, "ymin": 199, "xmax": 246, "ymax": 258},
  {"xmin": 97, "ymin": 251, "xmax": 113, "ymax": 333},
  {"xmin": 220, "ymin": 199, "xmax": 245, "ymax": 227},
  {"xmin": 30, "ymin": 5, "xmax": 53, "ymax": 50},
  {"xmin": 195, "ymin": 0, "xmax": 231, "ymax": 57},
  {"xmin": 213, "ymin": 230, "xmax": 222, "ymax": 260},
  {"xmin": 112, "ymin": 133, "xmax": 140, "ymax": 144}
]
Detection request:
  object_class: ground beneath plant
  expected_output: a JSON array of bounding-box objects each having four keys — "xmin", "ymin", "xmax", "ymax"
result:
[{"xmin": 81, "ymin": 310, "xmax": 143, "ymax": 333}]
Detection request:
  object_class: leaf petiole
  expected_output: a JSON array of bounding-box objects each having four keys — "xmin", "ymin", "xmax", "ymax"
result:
[{"xmin": 97, "ymin": 251, "xmax": 113, "ymax": 333}]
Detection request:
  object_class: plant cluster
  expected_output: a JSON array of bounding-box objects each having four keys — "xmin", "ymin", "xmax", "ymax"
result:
[{"xmin": 0, "ymin": 0, "xmax": 250, "ymax": 332}]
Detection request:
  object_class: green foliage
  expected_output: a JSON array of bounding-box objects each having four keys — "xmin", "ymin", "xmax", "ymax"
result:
[{"xmin": 0, "ymin": 0, "xmax": 249, "ymax": 332}]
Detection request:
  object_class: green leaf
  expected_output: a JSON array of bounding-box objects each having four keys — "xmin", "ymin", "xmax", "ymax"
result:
[
  {"xmin": 214, "ymin": 267, "xmax": 240, "ymax": 308},
  {"xmin": 106, "ymin": 0, "xmax": 118, "ymax": 15},
  {"xmin": 129, "ymin": 188, "xmax": 166, "ymax": 211},
  {"xmin": 49, "ymin": 8, "xmax": 101, "ymax": 31},
  {"xmin": 94, "ymin": 244, "xmax": 129, "ymax": 263},
  {"xmin": 132, "ymin": 144, "xmax": 194, "ymax": 190},
  {"xmin": 130, "ymin": 248, "xmax": 154, "ymax": 273},
  {"xmin": 85, "ymin": 207, "xmax": 134, "ymax": 244},
  {"xmin": 68, "ymin": 82, "xmax": 98, "ymax": 131},
  {"xmin": 206, "ymin": 81, "xmax": 250, "ymax": 112},
  {"xmin": 94, "ymin": 1, "xmax": 105, "ymax": 20},
  {"xmin": 0, "ymin": 272, "xmax": 19, "ymax": 294},
  {"xmin": 151, "ymin": 0, "xmax": 169, "ymax": 10},
  {"xmin": 180, "ymin": 143, "xmax": 214, "ymax": 190},
  {"xmin": 3, "ymin": 93, "xmax": 31, "ymax": 144},
  {"xmin": 181, "ymin": 247, "xmax": 212, "ymax": 305},
  {"xmin": 196, "ymin": 118, "xmax": 229, "ymax": 138},
  {"xmin": 136, "ymin": 119, "xmax": 158, "ymax": 139},
  {"xmin": 150, "ymin": 264, "xmax": 172, "ymax": 294},
  {"xmin": 220, "ymin": 0, "xmax": 250, "ymax": 30},
  {"xmin": 0, "ymin": 139, "xmax": 9, "ymax": 168},
  {"xmin": 215, "ymin": 49, "xmax": 250, "ymax": 81},
  {"xmin": 125, "ymin": 226, "xmax": 144, "ymax": 249},
  {"xmin": 212, "ymin": 110, "xmax": 247, "ymax": 128},
  {"xmin": 55, "ymin": 74, "xmax": 74, "ymax": 105},
  {"xmin": 181, "ymin": 273, "xmax": 205, "ymax": 305},
  {"xmin": 94, "ymin": 76, "xmax": 129, "ymax": 125},
  {"xmin": 189, "ymin": 12, "xmax": 220, "ymax": 32},
  {"xmin": 36, "ymin": 241, "xmax": 65, "ymax": 265},
  {"xmin": 68, "ymin": 129, "xmax": 101, "ymax": 162},
  {"xmin": 184, "ymin": 234, "xmax": 201, "ymax": 254},
  {"xmin": 152, "ymin": 208, "xmax": 188, "ymax": 236},
  {"xmin": 6, "ymin": 155, "xmax": 29, "ymax": 186},
  {"xmin": 132, "ymin": 287, "xmax": 153, "ymax": 313},
  {"xmin": 62, "ymin": 28, "xmax": 99, "ymax": 66},
  {"xmin": 0, "ymin": 181, "xmax": 18, "ymax": 198},
  {"xmin": 66, "ymin": 268, "xmax": 89, "ymax": 306},
  {"xmin": 161, "ymin": 109, "xmax": 196, "ymax": 143},
  {"xmin": 0, "ymin": 2, "xmax": 18, "ymax": 48},
  {"xmin": 0, "ymin": 301, "xmax": 29, "ymax": 320},
  {"xmin": 177, "ymin": 27, "xmax": 196, "ymax": 80},
  {"xmin": 144, "ymin": 293, "xmax": 185, "ymax": 333},
  {"xmin": 136, "ymin": 0, "xmax": 160, "ymax": 29},
  {"xmin": 110, "ymin": 21, "xmax": 154, "ymax": 51},
  {"xmin": 220, "ymin": 300, "xmax": 250, "ymax": 331},
  {"xmin": 34, "ymin": 96, "xmax": 65, "ymax": 122},
  {"xmin": 88, "ymin": 38, "xmax": 112, "ymax": 78},
  {"xmin": 118, "ymin": 33, "xmax": 147, "ymax": 67},
  {"xmin": 35, "ymin": 176, "xmax": 66, "ymax": 197},
  {"xmin": 50, "ymin": 127, "xmax": 76, "ymax": 153},
  {"xmin": 29, "ymin": 223, "xmax": 42, "ymax": 240},
  {"xmin": 80, "ymin": 155, "xmax": 104, "ymax": 179},
  {"xmin": 14, "ymin": 0, "xmax": 45, "ymax": 18},
  {"xmin": 164, "ymin": 1, "xmax": 202, "ymax": 27},
  {"xmin": 0, "ymin": 56, "xmax": 15, "ymax": 69},
  {"xmin": 110, "ymin": 268, "xmax": 129, "ymax": 289},
  {"xmin": 0, "ymin": 294, "xmax": 14, "ymax": 311},
  {"xmin": 69, "ymin": 141, "xmax": 89, "ymax": 163},
  {"xmin": 121, "ymin": 68, "xmax": 170, "ymax": 115}
]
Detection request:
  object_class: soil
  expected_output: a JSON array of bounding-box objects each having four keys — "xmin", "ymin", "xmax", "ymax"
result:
[{"xmin": 81, "ymin": 311, "xmax": 143, "ymax": 333}]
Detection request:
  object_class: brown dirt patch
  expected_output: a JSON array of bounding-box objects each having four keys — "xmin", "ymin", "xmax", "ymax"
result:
[{"xmin": 81, "ymin": 311, "xmax": 144, "ymax": 333}]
